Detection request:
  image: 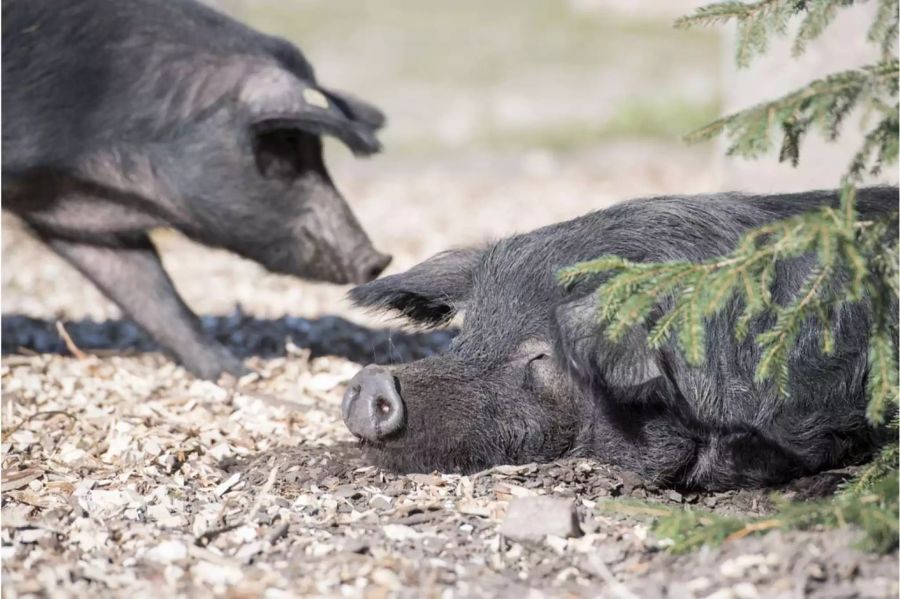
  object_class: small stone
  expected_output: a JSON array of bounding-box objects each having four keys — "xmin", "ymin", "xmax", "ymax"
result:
[
  {"xmin": 805, "ymin": 562, "xmax": 826, "ymax": 582},
  {"xmin": 146, "ymin": 504, "xmax": 172, "ymax": 522},
  {"xmin": 80, "ymin": 490, "xmax": 131, "ymax": 519},
  {"xmin": 632, "ymin": 524, "xmax": 649, "ymax": 542},
  {"xmin": 370, "ymin": 568, "xmax": 402, "ymax": 591},
  {"xmin": 685, "ymin": 577, "xmax": 712, "ymax": 593},
  {"xmin": 58, "ymin": 445, "xmax": 87, "ymax": 465},
  {"xmin": 505, "ymin": 543, "xmax": 523, "ymax": 561},
  {"xmin": 368, "ymin": 495, "xmax": 392, "ymax": 510},
  {"xmin": 384, "ymin": 481, "xmax": 406, "ymax": 496},
  {"xmin": 618, "ymin": 471, "xmax": 643, "ymax": 494},
  {"xmin": 545, "ymin": 535, "xmax": 568, "ymax": 554},
  {"xmin": 594, "ymin": 543, "xmax": 625, "ymax": 564},
  {"xmin": 192, "ymin": 560, "xmax": 242, "ymax": 586},
  {"xmin": 383, "ymin": 524, "xmax": 420, "ymax": 541},
  {"xmin": 719, "ymin": 554, "xmax": 766, "ymax": 579},
  {"xmin": 732, "ymin": 582, "xmax": 760, "ymax": 599},
  {"xmin": 457, "ymin": 500, "xmax": 491, "ymax": 518},
  {"xmin": 17, "ymin": 529, "xmax": 48, "ymax": 544},
  {"xmin": 499, "ymin": 496, "xmax": 582, "ymax": 543},
  {"xmin": 145, "ymin": 540, "xmax": 188, "ymax": 563},
  {"xmin": 422, "ymin": 536, "xmax": 447, "ymax": 554},
  {"xmin": 665, "ymin": 582, "xmax": 696, "ymax": 599},
  {"xmin": 333, "ymin": 485, "xmax": 363, "ymax": 500},
  {"xmin": 207, "ymin": 443, "xmax": 233, "ymax": 461}
]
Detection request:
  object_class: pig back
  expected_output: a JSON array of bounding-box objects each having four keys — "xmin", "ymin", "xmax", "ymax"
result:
[{"xmin": 2, "ymin": 0, "xmax": 309, "ymax": 176}]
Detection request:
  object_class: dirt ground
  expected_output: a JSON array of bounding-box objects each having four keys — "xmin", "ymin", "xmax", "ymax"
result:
[{"xmin": 2, "ymin": 1, "xmax": 898, "ymax": 597}]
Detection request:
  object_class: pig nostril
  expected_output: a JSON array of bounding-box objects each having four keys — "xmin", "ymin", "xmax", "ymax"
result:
[
  {"xmin": 347, "ymin": 385, "xmax": 360, "ymax": 401},
  {"xmin": 375, "ymin": 396, "xmax": 391, "ymax": 416},
  {"xmin": 364, "ymin": 263, "xmax": 384, "ymax": 281},
  {"xmin": 361, "ymin": 253, "xmax": 392, "ymax": 282}
]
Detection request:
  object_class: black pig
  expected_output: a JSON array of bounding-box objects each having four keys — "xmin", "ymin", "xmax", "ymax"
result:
[
  {"xmin": 2, "ymin": 0, "xmax": 390, "ymax": 378},
  {"xmin": 344, "ymin": 187, "xmax": 898, "ymax": 490}
]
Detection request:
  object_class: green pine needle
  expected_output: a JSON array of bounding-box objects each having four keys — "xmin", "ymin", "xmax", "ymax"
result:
[
  {"xmin": 600, "ymin": 471, "xmax": 899, "ymax": 555},
  {"xmin": 675, "ymin": 0, "xmax": 862, "ymax": 67},
  {"xmin": 684, "ymin": 61, "xmax": 899, "ymax": 166},
  {"xmin": 866, "ymin": 328, "xmax": 900, "ymax": 425}
]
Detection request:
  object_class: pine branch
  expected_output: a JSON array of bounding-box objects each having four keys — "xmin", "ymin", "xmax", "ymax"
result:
[
  {"xmin": 869, "ymin": 0, "xmax": 900, "ymax": 60},
  {"xmin": 601, "ymin": 471, "xmax": 899, "ymax": 554},
  {"xmin": 675, "ymin": 0, "xmax": 864, "ymax": 67},
  {"xmin": 843, "ymin": 443, "xmax": 900, "ymax": 495},
  {"xmin": 674, "ymin": 0, "xmax": 784, "ymax": 28},
  {"xmin": 685, "ymin": 61, "xmax": 900, "ymax": 171},
  {"xmin": 793, "ymin": 0, "xmax": 856, "ymax": 57},
  {"xmin": 755, "ymin": 266, "xmax": 833, "ymax": 396},
  {"xmin": 846, "ymin": 105, "xmax": 900, "ymax": 181},
  {"xmin": 865, "ymin": 307, "xmax": 900, "ymax": 425}
]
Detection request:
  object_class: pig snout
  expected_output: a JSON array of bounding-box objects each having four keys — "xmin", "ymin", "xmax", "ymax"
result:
[
  {"xmin": 295, "ymin": 184, "xmax": 392, "ymax": 284},
  {"xmin": 342, "ymin": 365, "xmax": 405, "ymax": 441},
  {"xmin": 353, "ymin": 250, "xmax": 392, "ymax": 283}
]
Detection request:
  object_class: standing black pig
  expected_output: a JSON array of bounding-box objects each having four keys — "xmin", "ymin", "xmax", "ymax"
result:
[
  {"xmin": 2, "ymin": 0, "xmax": 391, "ymax": 379},
  {"xmin": 344, "ymin": 187, "xmax": 898, "ymax": 490}
]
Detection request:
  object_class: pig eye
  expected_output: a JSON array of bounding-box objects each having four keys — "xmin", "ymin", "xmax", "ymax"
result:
[
  {"xmin": 527, "ymin": 353, "xmax": 548, "ymax": 364},
  {"xmin": 523, "ymin": 353, "xmax": 554, "ymax": 389}
]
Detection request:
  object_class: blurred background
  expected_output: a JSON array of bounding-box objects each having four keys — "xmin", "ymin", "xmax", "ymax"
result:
[{"xmin": 3, "ymin": 0, "xmax": 896, "ymax": 327}]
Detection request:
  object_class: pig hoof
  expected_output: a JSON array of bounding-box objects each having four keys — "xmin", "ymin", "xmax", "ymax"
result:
[{"xmin": 183, "ymin": 347, "xmax": 249, "ymax": 381}]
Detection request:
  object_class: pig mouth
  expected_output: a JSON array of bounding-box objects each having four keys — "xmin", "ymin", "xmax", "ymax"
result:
[
  {"xmin": 346, "ymin": 423, "xmax": 498, "ymax": 474},
  {"xmin": 357, "ymin": 442, "xmax": 497, "ymax": 475},
  {"xmin": 353, "ymin": 426, "xmax": 577, "ymax": 475},
  {"xmin": 247, "ymin": 236, "xmax": 382, "ymax": 285}
]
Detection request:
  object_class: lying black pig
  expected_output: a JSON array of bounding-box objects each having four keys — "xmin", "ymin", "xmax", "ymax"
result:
[
  {"xmin": 344, "ymin": 187, "xmax": 897, "ymax": 490},
  {"xmin": 2, "ymin": 0, "xmax": 390, "ymax": 379}
]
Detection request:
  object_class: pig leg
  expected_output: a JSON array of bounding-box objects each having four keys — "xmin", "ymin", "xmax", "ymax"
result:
[{"xmin": 42, "ymin": 233, "xmax": 249, "ymax": 380}]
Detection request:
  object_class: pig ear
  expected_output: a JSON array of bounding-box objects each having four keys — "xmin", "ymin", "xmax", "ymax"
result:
[
  {"xmin": 321, "ymin": 87, "xmax": 386, "ymax": 131},
  {"xmin": 553, "ymin": 293, "xmax": 665, "ymax": 396},
  {"xmin": 241, "ymin": 68, "xmax": 383, "ymax": 156},
  {"xmin": 349, "ymin": 248, "xmax": 484, "ymax": 326}
]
